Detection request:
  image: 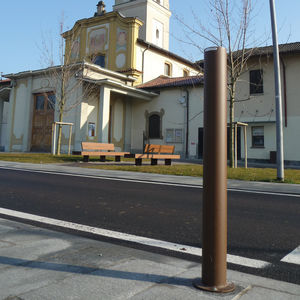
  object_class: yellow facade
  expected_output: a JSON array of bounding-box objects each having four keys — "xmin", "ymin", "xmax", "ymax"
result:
[{"xmin": 63, "ymin": 12, "xmax": 143, "ymax": 81}]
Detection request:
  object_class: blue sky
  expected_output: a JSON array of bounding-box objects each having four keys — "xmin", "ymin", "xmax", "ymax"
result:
[{"xmin": 1, "ymin": 0, "xmax": 299, "ymax": 76}]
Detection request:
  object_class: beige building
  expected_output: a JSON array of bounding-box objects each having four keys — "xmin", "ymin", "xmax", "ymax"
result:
[
  {"xmin": 139, "ymin": 43, "xmax": 300, "ymax": 165},
  {"xmin": 1, "ymin": 1, "xmax": 300, "ymax": 165}
]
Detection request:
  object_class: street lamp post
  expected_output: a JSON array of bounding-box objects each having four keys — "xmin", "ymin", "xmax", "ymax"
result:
[{"xmin": 269, "ymin": 0, "xmax": 284, "ymax": 181}]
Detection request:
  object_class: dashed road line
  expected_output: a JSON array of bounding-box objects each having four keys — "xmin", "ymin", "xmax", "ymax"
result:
[{"xmin": 281, "ymin": 246, "xmax": 300, "ymax": 265}]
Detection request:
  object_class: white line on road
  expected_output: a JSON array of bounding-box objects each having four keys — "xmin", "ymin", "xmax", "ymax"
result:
[
  {"xmin": 227, "ymin": 188, "xmax": 300, "ymax": 198},
  {"xmin": 0, "ymin": 166, "xmax": 200, "ymax": 189},
  {"xmin": 0, "ymin": 207, "xmax": 271, "ymax": 269},
  {"xmin": 0, "ymin": 165, "xmax": 300, "ymax": 198},
  {"xmin": 281, "ymin": 246, "xmax": 300, "ymax": 265}
]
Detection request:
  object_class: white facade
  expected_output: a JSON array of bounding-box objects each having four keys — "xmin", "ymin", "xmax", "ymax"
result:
[
  {"xmin": 114, "ymin": 0, "xmax": 171, "ymax": 50},
  {"xmin": 136, "ymin": 42, "xmax": 199, "ymax": 82},
  {"xmin": 234, "ymin": 54, "xmax": 300, "ymax": 163}
]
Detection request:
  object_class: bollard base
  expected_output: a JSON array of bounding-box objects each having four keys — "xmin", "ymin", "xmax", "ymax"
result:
[{"xmin": 193, "ymin": 278, "xmax": 235, "ymax": 293}]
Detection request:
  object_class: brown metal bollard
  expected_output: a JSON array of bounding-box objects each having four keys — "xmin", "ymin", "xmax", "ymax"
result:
[{"xmin": 193, "ymin": 47, "xmax": 235, "ymax": 293}]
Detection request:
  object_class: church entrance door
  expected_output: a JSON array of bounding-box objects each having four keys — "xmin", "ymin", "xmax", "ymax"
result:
[{"xmin": 31, "ymin": 93, "xmax": 55, "ymax": 152}]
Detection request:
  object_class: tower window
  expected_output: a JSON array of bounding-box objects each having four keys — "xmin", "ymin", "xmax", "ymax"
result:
[{"xmin": 153, "ymin": 20, "xmax": 163, "ymax": 48}]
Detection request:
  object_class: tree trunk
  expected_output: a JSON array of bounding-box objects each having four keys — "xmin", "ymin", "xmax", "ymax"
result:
[
  {"xmin": 229, "ymin": 82, "xmax": 236, "ymax": 168},
  {"xmin": 229, "ymin": 100, "xmax": 234, "ymax": 168},
  {"xmin": 56, "ymin": 78, "xmax": 65, "ymax": 156},
  {"xmin": 56, "ymin": 111, "xmax": 63, "ymax": 155}
]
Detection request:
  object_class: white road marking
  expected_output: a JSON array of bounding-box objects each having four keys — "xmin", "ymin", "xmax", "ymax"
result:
[
  {"xmin": 281, "ymin": 246, "xmax": 300, "ymax": 265},
  {"xmin": 0, "ymin": 207, "xmax": 271, "ymax": 269},
  {"xmin": 227, "ymin": 188, "xmax": 300, "ymax": 198},
  {"xmin": 0, "ymin": 166, "xmax": 199, "ymax": 189},
  {"xmin": 0, "ymin": 165, "xmax": 300, "ymax": 198}
]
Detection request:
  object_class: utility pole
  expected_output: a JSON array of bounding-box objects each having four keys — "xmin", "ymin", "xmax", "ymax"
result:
[{"xmin": 269, "ymin": 0, "xmax": 284, "ymax": 181}]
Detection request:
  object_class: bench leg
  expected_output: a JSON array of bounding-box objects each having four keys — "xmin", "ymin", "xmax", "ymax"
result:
[
  {"xmin": 100, "ymin": 156, "xmax": 106, "ymax": 162},
  {"xmin": 151, "ymin": 158, "xmax": 158, "ymax": 166},
  {"xmin": 165, "ymin": 159, "xmax": 172, "ymax": 166},
  {"xmin": 83, "ymin": 155, "xmax": 89, "ymax": 162},
  {"xmin": 135, "ymin": 158, "xmax": 142, "ymax": 166},
  {"xmin": 115, "ymin": 156, "xmax": 121, "ymax": 162}
]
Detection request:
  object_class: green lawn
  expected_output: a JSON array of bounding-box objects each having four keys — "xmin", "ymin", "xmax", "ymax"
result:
[{"xmin": 0, "ymin": 153, "xmax": 299, "ymax": 184}]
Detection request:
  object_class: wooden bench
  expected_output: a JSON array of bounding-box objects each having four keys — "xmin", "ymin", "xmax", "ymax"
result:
[
  {"xmin": 125, "ymin": 144, "xmax": 180, "ymax": 166},
  {"xmin": 81, "ymin": 142, "xmax": 129, "ymax": 162}
]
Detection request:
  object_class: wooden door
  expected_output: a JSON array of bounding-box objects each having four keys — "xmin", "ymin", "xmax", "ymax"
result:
[{"xmin": 31, "ymin": 93, "xmax": 55, "ymax": 152}]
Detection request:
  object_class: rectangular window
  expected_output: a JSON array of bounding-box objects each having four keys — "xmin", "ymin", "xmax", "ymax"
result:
[
  {"xmin": 164, "ymin": 62, "xmax": 172, "ymax": 76},
  {"xmin": 88, "ymin": 122, "xmax": 96, "ymax": 137},
  {"xmin": 252, "ymin": 126, "xmax": 264, "ymax": 147},
  {"xmin": 250, "ymin": 69, "xmax": 263, "ymax": 94},
  {"xmin": 166, "ymin": 128, "xmax": 183, "ymax": 143}
]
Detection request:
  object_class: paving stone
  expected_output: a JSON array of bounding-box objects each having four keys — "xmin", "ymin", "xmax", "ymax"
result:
[
  {"xmin": 239, "ymin": 286, "xmax": 300, "ymax": 300},
  {"xmin": 20, "ymin": 259, "xmax": 186, "ymax": 300}
]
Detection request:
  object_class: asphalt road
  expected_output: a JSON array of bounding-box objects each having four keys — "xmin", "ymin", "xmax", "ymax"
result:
[{"xmin": 0, "ymin": 168, "xmax": 299, "ymax": 284}]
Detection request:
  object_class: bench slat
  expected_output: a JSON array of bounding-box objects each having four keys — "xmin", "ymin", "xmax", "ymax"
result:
[
  {"xmin": 134, "ymin": 154, "xmax": 180, "ymax": 159},
  {"xmin": 152, "ymin": 154, "xmax": 180, "ymax": 159},
  {"xmin": 144, "ymin": 144, "xmax": 175, "ymax": 154},
  {"xmin": 82, "ymin": 142, "xmax": 115, "ymax": 151},
  {"xmin": 82, "ymin": 151, "xmax": 129, "ymax": 156}
]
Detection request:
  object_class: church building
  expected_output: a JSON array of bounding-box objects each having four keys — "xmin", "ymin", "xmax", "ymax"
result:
[{"xmin": 1, "ymin": 0, "xmax": 202, "ymax": 156}]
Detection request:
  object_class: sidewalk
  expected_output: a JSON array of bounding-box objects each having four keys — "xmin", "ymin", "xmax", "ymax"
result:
[
  {"xmin": 0, "ymin": 218, "xmax": 299, "ymax": 300},
  {"xmin": 0, "ymin": 161, "xmax": 299, "ymax": 299}
]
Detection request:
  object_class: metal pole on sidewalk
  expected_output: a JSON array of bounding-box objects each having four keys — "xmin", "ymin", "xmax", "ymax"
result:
[
  {"xmin": 193, "ymin": 47, "xmax": 235, "ymax": 293},
  {"xmin": 269, "ymin": 0, "xmax": 284, "ymax": 181}
]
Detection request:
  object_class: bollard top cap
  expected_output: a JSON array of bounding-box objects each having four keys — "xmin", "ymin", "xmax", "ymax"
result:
[{"xmin": 204, "ymin": 46, "xmax": 226, "ymax": 53}]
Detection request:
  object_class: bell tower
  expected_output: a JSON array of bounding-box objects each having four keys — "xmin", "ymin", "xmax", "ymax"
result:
[{"xmin": 113, "ymin": 0, "xmax": 171, "ymax": 50}]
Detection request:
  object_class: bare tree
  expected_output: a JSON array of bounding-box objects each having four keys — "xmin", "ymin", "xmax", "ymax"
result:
[
  {"xmin": 40, "ymin": 15, "xmax": 94, "ymax": 155},
  {"xmin": 175, "ymin": 0, "xmax": 262, "ymax": 167}
]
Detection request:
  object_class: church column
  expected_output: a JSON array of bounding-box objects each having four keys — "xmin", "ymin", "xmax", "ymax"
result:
[
  {"xmin": 98, "ymin": 85, "xmax": 111, "ymax": 143},
  {"xmin": 124, "ymin": 100, "xmax": 132, "ymax": 152}
]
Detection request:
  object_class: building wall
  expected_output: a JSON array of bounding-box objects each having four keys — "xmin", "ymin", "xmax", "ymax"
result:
[
  {"xmin": 131, "ymin": 86, "xmax": 203, "ymax": 155},
  {"xmin": 0, "ymin": 101, "xmax": 9, "ymax": 151},
  {"xmin": 136, "ymin": 44, "xmax": 200, "ymax": 83},
  {"xmin": 187, "ymin": 87, "xmax": 204, "ymax": 157},
  {"xmin": 7, "ymin": 77, "xmax": 33, "ymax": 152},
  {"xmin": 235, "ymin": 54, "xmax": 300, "ymax": 162}
]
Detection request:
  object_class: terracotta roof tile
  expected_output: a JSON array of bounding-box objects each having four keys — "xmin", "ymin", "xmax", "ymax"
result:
[
  {"xmin": 137, "ymin": 75, "xmax": 203, "ymax": 90},
  {"xmin": 197, "ymin": 42, "xmax": 300, "ymax": 67},
  {"xmin": 0, "ymin": 79, "xmax": 11, "ymax": 84}
]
